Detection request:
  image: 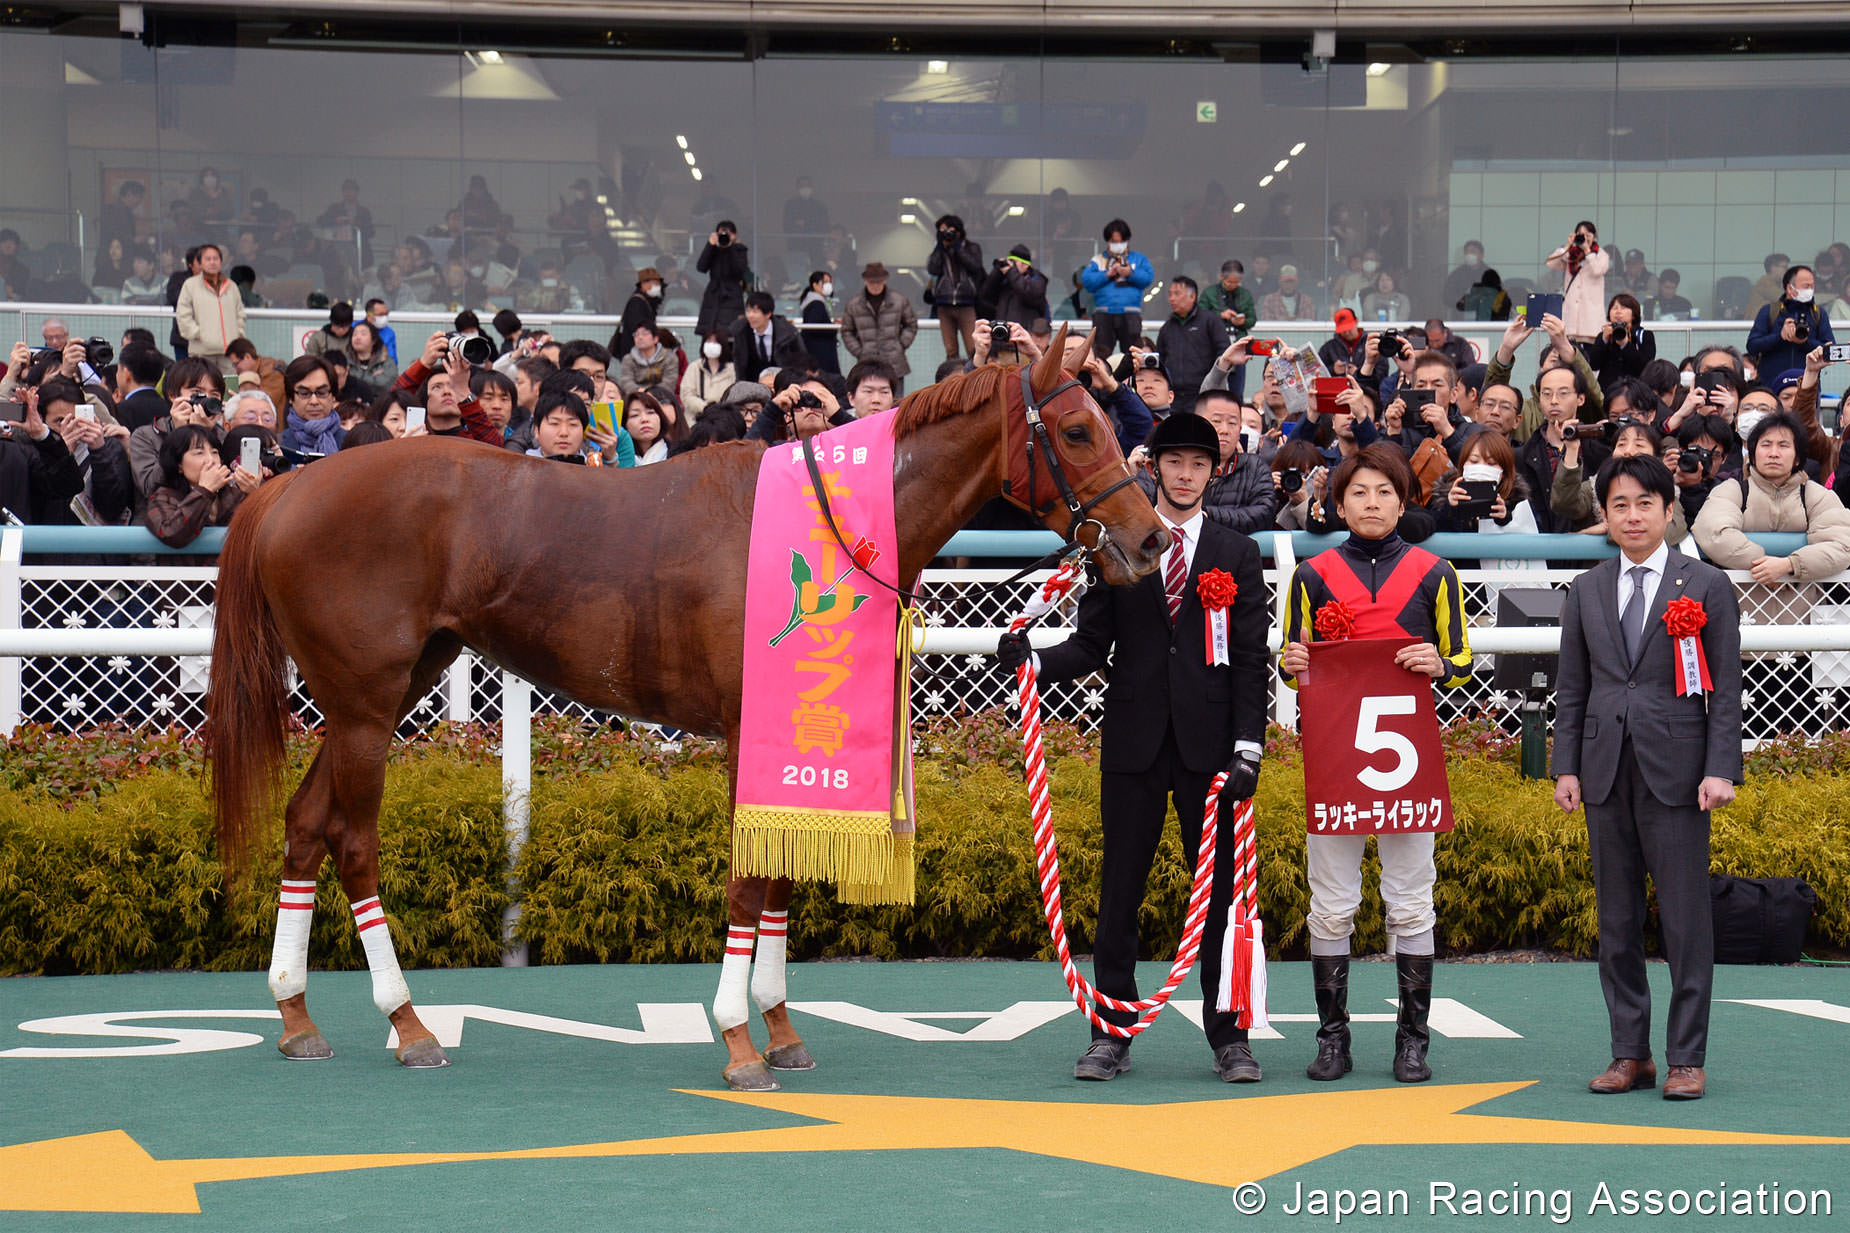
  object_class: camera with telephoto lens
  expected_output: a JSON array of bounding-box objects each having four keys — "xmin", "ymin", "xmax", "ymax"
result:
[
  {"xmin": 1279, "ymin": 468, "xmax": 1304, "ymax": 495},
  {"xmin": 1677, "ymin": 447, "xmax": 1710, "ymax": 475},
  {"xmin": 1562, "ymin": 419, "xmax": 1614, "ymax": 442},
  {"xmin": 446, "ymin": 332, "xmax": 494, "ymax": 367},
  {"xmin": 1379, "ymin": 329, "xmax": 1403, "ymax": 361},
  {"xmin": 1791, "ymin": 314, "xmax": 1810, "ymax": 344},
  {"xmin": 716, "ymin": 230, "xmax": 733, "ymax": 247},
  {"xmin": 1610, "ymin": 321, "xmax": 1630, "ymax": 346},
  {"xmin": 1137, "ymin": 351, "xmax": 1163, "ymax": 371}
]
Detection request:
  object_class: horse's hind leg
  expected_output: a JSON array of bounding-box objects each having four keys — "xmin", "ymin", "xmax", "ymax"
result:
[
  {"xmin": 755, "ymin": 879, "xmax": 814, "ymax": 1072},
  {"xmin": 716, "ymin": 874, "xmax": 778, "ymax": 1091},
  {"xmin": 321, "ymin": 712, "xmax": 450, "ymax": 1069},
  {"xmin": 273, "ymin": 747, "xmax": 334, "ymax": 1060}
]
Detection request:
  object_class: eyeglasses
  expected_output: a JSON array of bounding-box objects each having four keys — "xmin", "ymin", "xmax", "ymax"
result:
[{"xmin": 294, "ymin": 385, "xmax": 334, "ymax": 401}]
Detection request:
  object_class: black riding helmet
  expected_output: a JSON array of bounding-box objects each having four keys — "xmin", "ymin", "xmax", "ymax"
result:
[{"xmin": 1146, "ymin": 410, "xmax": 1221, "ymax": 470}]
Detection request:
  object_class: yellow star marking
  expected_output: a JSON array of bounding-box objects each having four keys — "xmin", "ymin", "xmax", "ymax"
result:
[{"xmin": 5, "ymin": 1082, "xmax": 1846, "ymax": 1214}]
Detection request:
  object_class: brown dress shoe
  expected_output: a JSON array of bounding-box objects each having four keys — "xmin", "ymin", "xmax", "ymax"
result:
[
  {"xmin": 1662, "ymin": 1066, "xmax": 1707, "ymax": 1100},
  {"xmin": 1588, "ymin": 1057, "xmax": 1656, "ymax": 1093}
]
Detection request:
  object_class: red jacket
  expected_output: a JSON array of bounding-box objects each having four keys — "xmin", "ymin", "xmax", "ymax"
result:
[{"xmin": 395, "ymin": 361, "xmax": 501, "ymax": 446}]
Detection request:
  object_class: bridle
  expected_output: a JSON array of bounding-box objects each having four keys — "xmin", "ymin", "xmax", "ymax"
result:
[{"xmin": 798, "ymin": 363, "xmax": 1146, "ymax": 607}]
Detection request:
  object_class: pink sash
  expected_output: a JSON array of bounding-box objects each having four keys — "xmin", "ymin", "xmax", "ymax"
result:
[{"xmin": 734, "ymin": 411, "xmax": 916, "ymax": 904}]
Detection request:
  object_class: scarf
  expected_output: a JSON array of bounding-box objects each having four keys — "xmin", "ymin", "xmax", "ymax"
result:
[{"xmin": 285, "ymin": 408, "xmax": 343, "ymax": 456}]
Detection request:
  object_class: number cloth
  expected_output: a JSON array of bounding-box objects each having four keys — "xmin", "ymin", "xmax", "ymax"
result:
[
  {"xmin": 735, "ymin": 410, "xmax": 917, "ymax": 904},
  {"xmin": 1299, "ymin": 638, "xmax": 1455, "ymax": 835}
]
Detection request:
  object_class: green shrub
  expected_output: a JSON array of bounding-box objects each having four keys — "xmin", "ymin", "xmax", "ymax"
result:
[{"xmin": 1, "ymin": 721, "xmax": 1845, "ymax": 975}]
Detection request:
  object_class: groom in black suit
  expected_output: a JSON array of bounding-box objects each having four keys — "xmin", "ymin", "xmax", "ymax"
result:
[
  {"xmin": 1553, "ymin": 453, "xmax": 1742, "ymax": 1102},
  {"xmin": 1000, "ymin": 412, "xmax": 1271, "ymax": 1083}
]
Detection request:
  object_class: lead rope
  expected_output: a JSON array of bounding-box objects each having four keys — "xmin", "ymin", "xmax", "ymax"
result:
[{"xmin": 1009, "ymin": 555, "xmax": 1258, "ymax": 1038}]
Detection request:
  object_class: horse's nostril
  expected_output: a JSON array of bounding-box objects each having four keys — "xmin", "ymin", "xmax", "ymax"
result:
[{"xmin": 1141, "ymin": 531, "xmax": 1165, "ymax": 555}]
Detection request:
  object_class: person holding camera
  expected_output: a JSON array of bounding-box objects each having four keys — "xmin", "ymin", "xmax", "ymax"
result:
[
  {"xmin": 128, "ymin": 358, "xmax": 226, "ymax": 501},
  {"xmin": 925, "ymin": 214, "xmax": 985, "ymax": 361},
  {"xmin": 746, "ymin": 370, "xmax": 853, "ymax": 445},
  {"xmin": 0, "ymin": 377, "xmax": 84, "ymax": 526},
  {"xmin": 1544, "ymin": 221, "xmax": 1609, "ymax": 343},
  {"xmin": 695, "ymin": 221, "xmax": 751, "ymax": 337},
  {"xmin": 1668, "ymin": 412, "xmax": 1734, "ymax": 527},
  {"xmin": 1154, "ymin": 276, "xmax": 1228, "ymax": 416},
  {"xmin": 144, "ymin": 422, "xmax": 260, "ymax": 548},
  {"xmin": 173, "ymin": 243, "xmax": 245, "ymax": 378},
  {"xmin": 35, "ymin": 377, "xmax": 134, "ymax": 527},
  {"xmin": 1270, "ymin": 439, "xmax": 1327, "ymax": 530},
  {"xmin": 1081, "ymin": 219, "xmax": 1153, "ymax": 360},
  {"xmin": 1485, "ymin": 313, "xmax": 1605, "ymax": 443},
  {"xmin": 1124, "ymin": 347, "xmax": 1177, "ymax": 421},
  {"xmin": 1577, "ymin": 293, "xmax": 1655, "ymax": 391},
  {"xmin": 1514, "ymin": 364, "xmax": 1612, "ymax": 533},
  {"xmin": 980, "ymin": 245, "xmax": 1050, "ymax": 331},
  {"xmin": 1746, "ymin": 264, "xmax": 1835, "ymax": 385},
  {"xmin": 1551, "ymin": 417, "xmax": 1688, "ymax": 543}
]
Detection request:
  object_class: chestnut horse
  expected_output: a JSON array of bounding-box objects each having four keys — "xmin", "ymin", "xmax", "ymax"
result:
[{"xmin": 206, "ymin": 330, "xmax": 1166, "ymax": 1089}]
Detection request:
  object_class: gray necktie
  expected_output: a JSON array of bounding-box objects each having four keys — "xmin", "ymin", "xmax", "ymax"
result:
[{"xmin": 1621, "ymin": 564, "xmax": 1650, "ymax": 664}]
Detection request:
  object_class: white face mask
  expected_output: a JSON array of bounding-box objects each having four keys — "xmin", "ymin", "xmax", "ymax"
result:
[
  {"xmin": 1792, "ymin": 288, "xmax": 1814, "ymax": 304},
  {"xmin": 1362, "ymin": 260, "xmax": 1379, "ymax": 274},
  {"xmin": 540, "ymin": 278, "xmax": 559, "ymax": 288},
  {"xmin": 819, "ymin": 282, "xmax": 833, "ymax": 298},
  {"xmin": 702, "ymin": 341, "xmax": 723, "ymax": 360},
  {"xmin": 372, "ymin": 314, "xmax": 388, "ymax": 326},
  {"xmin": 1461, "ymin": 462, "xmax": 1503, "ymax": 485},
  {"xmin": 1735, "ymin": 409, "xmax": 1766, "ymax": 442},
  {"xmin": 1107, "ymin": 242, "xmax": 1129, "ymax": 255},
  {"xmin": 1464, "ymin": 252, "xmax": 1482, "ymax": 267},
  {"xmin": 798, "ymin": 186, "xmax": 813, "ymax": 199},
  {"xmin": 644, "ymin": 283, "xmax": 661, "ymax": 297}
]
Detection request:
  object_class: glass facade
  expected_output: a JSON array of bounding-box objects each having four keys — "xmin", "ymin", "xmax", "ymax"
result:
[{"xmin": 4, "ymin": 26, "xmax": 1849, "ymax": 337}]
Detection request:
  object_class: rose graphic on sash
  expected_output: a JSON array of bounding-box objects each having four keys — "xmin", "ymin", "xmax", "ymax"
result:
[
  {"xmin": 1661, "ymin": 596, "xmax": 1712, "ymax": 697},
  {"xmin": 1197, "ymin": 569, "xmax": 1238, "ymax": 666},
  {"xmin": 1313, "ymin": 599, "xmax": 1357, "ymax": 643}
]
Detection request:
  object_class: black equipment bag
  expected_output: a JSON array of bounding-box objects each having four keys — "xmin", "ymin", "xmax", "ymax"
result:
[{"xmin": 1710, "ymin": 874, "xmax": 1816, "ymax": 964}]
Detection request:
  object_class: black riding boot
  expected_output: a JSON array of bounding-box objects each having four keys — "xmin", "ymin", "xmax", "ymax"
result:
[
  {"xmin": 1393, "ymin": 954, "xmax": 1433, "ymax": 1083},
  {"xmin": 1305, "ymin": 955, "xmax": 1352, "ymax": 1081}
]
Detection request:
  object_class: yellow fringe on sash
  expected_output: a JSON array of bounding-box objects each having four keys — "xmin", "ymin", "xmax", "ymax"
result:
[{"xmin": 732, "ymin": 806, "xmax": 916, "ymax": 905}]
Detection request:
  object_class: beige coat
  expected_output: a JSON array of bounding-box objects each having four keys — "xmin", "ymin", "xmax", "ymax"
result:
[
  {"xmin": 1543, "ymin": 245, "xmax": 1610, "ymax": 340},
  {"xmin": 174, "ymin": 274, "xmax": 246, "ymax": 358},
  {"xmin": 1692, "ymin": 470, "xmax": 1850, "ymax": 623}
]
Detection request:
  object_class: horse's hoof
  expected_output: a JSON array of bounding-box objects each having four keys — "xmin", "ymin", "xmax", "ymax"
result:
[
  {"xmin": 763, "ymin": 1042, "xmax": 817, "ymax": 1072},
  {"xmin": 722, "ymin": 1059, "xmax": 780, "ymax": 1092},
  {"xmin": 277, "ymin": 1030, "xmax": 334, "ymax": 1060},
  {"xmin": 395, "ymin": 1037, "xmax": 452, "ymax": 1069}
]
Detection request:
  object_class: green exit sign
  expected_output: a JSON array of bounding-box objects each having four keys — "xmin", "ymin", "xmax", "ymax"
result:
[{"xmin": 1196, "ymin": 100, "xmax": 1218, "ymax": 123}]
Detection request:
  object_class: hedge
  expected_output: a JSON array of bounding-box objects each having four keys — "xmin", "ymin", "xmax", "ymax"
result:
[{"xmin": 1, "ymin": 719, "xmax": 1846, "ymax": 975}]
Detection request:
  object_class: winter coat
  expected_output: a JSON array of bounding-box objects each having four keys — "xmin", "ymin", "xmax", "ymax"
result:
[
  {"xmin": 174, "ymin": 274, "xmax": 246, "ymax": 358},
  {"xmin": 49, "ymin": 437, "xmax": 136, "ymax": 526},
  {"xmin": 303, "ymin": 326, "xmax": 351, "ymax": 360},
  {"xmin": 129, "ymin": 418, "xmax": 225, "ymax": 500},
  {"xmin": 1577, "ymin": 327, "xmax": 1654, "ymax": 392},
  {"xmin": 799, "ymin": 290, "xmax": 841, "ymax": 376},
  {"xmin": 926, "ymin": 239, "xmax": 985, "ymax": 309},
  {"xmin": 1543, "ymin": 244, "xmax": 1610, "ymax": 339},
  {"xmin": 1360, "ymin": 290, "xmax": 1412, "ymax": 321},
  {"xmin": 346, "ymin": 350, "xmax": 399, "ymax": 401},
  {"xmin": 1514, "ymin": 430, "xmax": 1609, "ymax": 534},
  {"xmin": 145, "ymin": 480, "xmax": 245, "ymax": 548},
  {"xmin": 695, "ymin": 241, "xmax": 751, "ymax": 336},
  {"xmin": 1694, "ymin": 469, "xmax": 1850, "ymax": 622},
  {"xmin": 679, "ymin": 360, "xmax": 736, "ymax": 421},
  {"xmin": 1155, "ymin": 305, "xmax": 1229, "ymax": 416},
  {"xmin": 0, "ymin": 425, "xmax": 83, "ymax": 524},
  {"xmin": 1746, "ymin": 300, "xmax": 1836, "ymax": 384},
  {"xmin": 1080, "ymin": 251, "xmax": 1154, "ymax": 314},
  {"xmin": 617, "ymin": 345, "xmax": 680, "ymax": 397},
  {"xmin": 980, "ymin": 261, "xmax": 1050, "ymax": 328},
  {"xmin": 1133, "ymin": 453, "xmax": 1279, "ymax": 536},
  {"xmin": 1199, "ymin": 282, "xmax": 1257, "ymax": 339},
  {"xmin": 611, "ymin": 290, "xmax": 659, "ymax": 359},
  {"xmin": 840, "ymin": 291, "xmax": 919, "ymax": 378}
]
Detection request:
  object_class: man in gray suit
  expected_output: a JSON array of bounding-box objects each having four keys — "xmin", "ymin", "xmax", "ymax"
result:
[{"xmin": 1552, "ymin": 454, "xmax": 1743, "ymax": 1102}]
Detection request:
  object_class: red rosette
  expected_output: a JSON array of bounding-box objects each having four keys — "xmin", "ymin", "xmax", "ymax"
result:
[
  {"xmin": 1313, "ymin": 600, "xmax": 1356, "ymax": 642},
  {"xmin": 1662, "ymin": 596, "xmax": 1707, "ymax": 640},
  {"xmin": 1196, "ymin": 568, "xmax": 1238, "ymax": 612}
]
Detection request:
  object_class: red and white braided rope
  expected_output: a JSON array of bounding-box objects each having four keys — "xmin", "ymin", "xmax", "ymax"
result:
[{"xmin": 1010, "ymin": 557, "xmax": 1257, "ymax": 1039}]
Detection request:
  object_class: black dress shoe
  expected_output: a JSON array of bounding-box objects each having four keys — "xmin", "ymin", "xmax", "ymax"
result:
[
  {"xmin": 1212, "ymin": 1042, "xmax": 1262, "ymax": 1083},
  {"xmin": 1074, "ymin": 1039, "xmax": 1131, "ymax": 1081}
]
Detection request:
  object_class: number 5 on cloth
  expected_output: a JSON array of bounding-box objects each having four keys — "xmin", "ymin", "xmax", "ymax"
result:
[{"xmin": 1299, "ymin": 639, "xmax": 1455, "ymax": 836}]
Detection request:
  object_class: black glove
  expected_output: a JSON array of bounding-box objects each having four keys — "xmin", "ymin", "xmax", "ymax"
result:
[
  {"xmin": 1220, "ymin": 749, "xmax": 1262, "ymax": 807},
  {"xmin": 996, "ymin": 630, "xmax": 1033, "ymax": 673}
]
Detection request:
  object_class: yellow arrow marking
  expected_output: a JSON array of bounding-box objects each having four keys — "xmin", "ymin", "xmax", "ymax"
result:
[{"xmin": 6, "ymin": 1082, "xmax": 1847, "ymax": 1214}]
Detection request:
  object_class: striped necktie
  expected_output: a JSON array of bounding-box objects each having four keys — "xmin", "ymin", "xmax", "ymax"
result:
[{"xmin": 1164, "ymin": 526, "xmax": 1188, "ymax": 623}]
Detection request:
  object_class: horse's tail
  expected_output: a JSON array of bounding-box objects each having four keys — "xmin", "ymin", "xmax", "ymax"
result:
[{"xmin": 205, "ymin": 476, "xmax": 294, "ymax": 886}]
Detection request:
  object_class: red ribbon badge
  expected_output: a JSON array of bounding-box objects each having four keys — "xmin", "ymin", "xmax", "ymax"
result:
[
  {"xmin": 1198, "ymin": 569, "xmax": 1237, "ymax": 667},
  {"xmin": 1662, "ymin": 596, "xmax": 1712, "ymax": 697},
  {"xmin": 1313, "ymin": 599, "xmax": 1356, "ymax": 643}
]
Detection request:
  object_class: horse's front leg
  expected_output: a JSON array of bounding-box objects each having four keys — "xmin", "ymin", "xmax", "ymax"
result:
[
  {"xmin": 754, "ymin": 878, "xmax": 814, "ymax": 1072},
  {"xmin": 717, "ymin": 874, "xmax": 779, "ymax": 1091}
]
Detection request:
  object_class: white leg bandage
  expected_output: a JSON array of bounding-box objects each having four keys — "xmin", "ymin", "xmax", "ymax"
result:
[
  {"xmin": 750, "ymin": 909, "xmax": 788, "ymax": 1013},
  {"xmin": 350, "ymin": 895, "xmax": 410, "ymax": 1016},
  {"xmin": 713, "ymin": 923, "xmax": 756, "ymax": 1031},
  {"xmin": 267, "ymin": 879, "xmax": 317, "ymax": 1002}
]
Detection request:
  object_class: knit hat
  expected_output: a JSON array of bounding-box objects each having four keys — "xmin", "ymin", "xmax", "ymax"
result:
[{"xmin": 720, "ymin": 380, "xmax": 774, "ymax": 407}]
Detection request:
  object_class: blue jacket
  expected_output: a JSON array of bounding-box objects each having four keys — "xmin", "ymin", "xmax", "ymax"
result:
[
  {"xmin": 1746, "ymin": 300, "xmax": 1834, "ymax": 381},
  {"xmin": 1098, "ymin": 382, "xmax": 1154, "ymax": 456},
  {"xmin": 1080, "ymin": 251, "xmax": 1154, "ymax": 314}
]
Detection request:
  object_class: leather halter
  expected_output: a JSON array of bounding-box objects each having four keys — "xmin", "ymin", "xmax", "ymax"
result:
[{"xmin": 1000, "ymin": 362, "xmax": 1143, "ymax": 555}]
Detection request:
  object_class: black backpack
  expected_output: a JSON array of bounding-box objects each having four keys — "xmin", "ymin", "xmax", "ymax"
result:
[{"xmin": 1710, "ymin": 874, "xmax": 1816, "ymax": 964}]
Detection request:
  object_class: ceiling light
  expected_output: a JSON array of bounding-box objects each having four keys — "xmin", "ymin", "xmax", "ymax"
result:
[
  {"xmin": 1233, "ymin": 202, "xmax": 1246, "ymax": 214},
  {"xmin": 690, "ymin": 168, "xmax": 703, "ymax": 181},
  {"xmin": 1367, "ymin": 62, "xmax": 1391, "ymax": 77},
  {"xmin": 926, "ymin": 60, "xmax": 949, "ymax": 74},
  {"xmin": 1290, "ymin": 141, "xmax": 1307, "ymax": 156},
  {"xmin": 683, "ymin": 151, "xmax": 697, "ymax": 166},
  {"xmin": 675, "ymin": 135, "xmax": 688, "ymax": 150},
  {"xmin": 899, "ymin": 212, "xmax": 917, "ymax": 224},
  {"xmin": 1274, "ymin": 159, "xmax": 1289, "ymax": 173},
  {"xmin": 479, "ymin": 49, "xmax": 503, "ymax": 64},
  {"xmin": 900, "ymin": 196, "xmax": 921, "ymax": 206},
  {"xmin": 1259, "ymin": 174, "xmax": 1274, "ymax": 187},
  {"xmin": 1005, "ymin": 205, "xmax": 1025, "ymax": 217}
]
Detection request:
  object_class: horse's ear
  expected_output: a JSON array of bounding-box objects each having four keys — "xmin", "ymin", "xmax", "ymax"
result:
[{"xmin": 1030, "ymin": 323, "xmax": 1071, "ymax": 396}]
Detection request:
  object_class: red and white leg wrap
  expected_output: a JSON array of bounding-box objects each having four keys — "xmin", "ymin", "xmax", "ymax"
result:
[
  {"xmin": 750, "ymin": 909, "xmax": 788, "ymax": 1013},
  {"xmin": 713, "ymin": 922, "xmax": 756, "ymax": 1031},
  {"xmin": 267, "ymin": 879, "xmax": 317, "ymax": 1002},
  {"xmin": 350, "ymin": 895, "xmax": 410, "ymax": 1016}
]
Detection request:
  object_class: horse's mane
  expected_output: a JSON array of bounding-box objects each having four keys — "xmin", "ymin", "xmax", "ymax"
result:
[{"xmin": 891, "ymin": 362, "xmax": 1015, "ymax": 438}]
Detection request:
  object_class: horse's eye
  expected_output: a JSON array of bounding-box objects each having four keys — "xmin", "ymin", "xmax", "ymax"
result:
[{"xmin": 1064, "ymin": 426, "xmax": 1088, "ymax": 443}]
